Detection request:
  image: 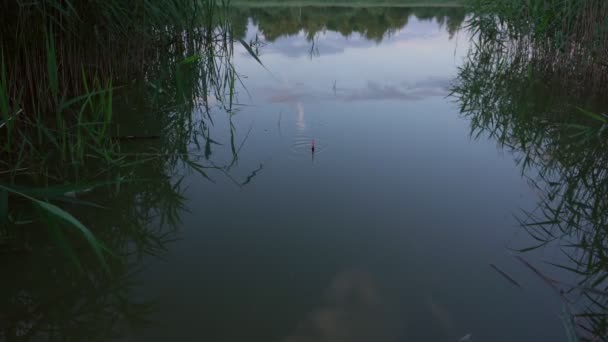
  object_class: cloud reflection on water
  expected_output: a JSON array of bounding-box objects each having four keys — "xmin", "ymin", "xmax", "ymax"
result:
[
  {"xmin": 265, "ymin": 77, "xmax": 450, "ymax": 104},
  {"xmin": 282, "ymin": 270, "xmax": 401, "ymax": 342}
]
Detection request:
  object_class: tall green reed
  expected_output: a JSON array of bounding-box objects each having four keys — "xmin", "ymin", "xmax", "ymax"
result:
[
  {"xmin": 465, "ymin": 0, "xmax": 608, "ymax": 96},
  {"xmin": 0, "ymin": 2, "xmax": 269, "ymax": 339},
  {"xmin": 453, "ymin": 15, "xmax": 608, "ymax": 337},
  {"xmin": 0, "ymin": 0, "xmax": 263, "ymax": 271}
]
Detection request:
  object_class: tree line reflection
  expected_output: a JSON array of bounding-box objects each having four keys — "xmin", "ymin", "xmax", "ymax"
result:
[{"xmin": 231, "ymin": 6, "xmax": 467, "ymax": 42}]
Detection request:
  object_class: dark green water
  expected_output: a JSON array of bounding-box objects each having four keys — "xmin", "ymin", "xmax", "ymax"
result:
[{"xmin": 2, "ymin": 6, "xmax": 607, "ymax": 342}]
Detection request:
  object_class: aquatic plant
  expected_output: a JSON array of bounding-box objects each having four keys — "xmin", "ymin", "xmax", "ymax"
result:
[
  {"xmin": 0, "ymin": 1, "xmax": 268, "ymax": 339},
  {"xmin": 0, "ymin": 0, "xmax": 260, "ymax": 271},
  {"xmin": 465, "ymin": 0, "xmax": 608, "ymax": 97},
  {"xmin": 452, "ymin": 11, "xmax": 608, "ymax": 337}
]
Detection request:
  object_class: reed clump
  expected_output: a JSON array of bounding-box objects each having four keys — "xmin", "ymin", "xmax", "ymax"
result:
[
  {"xmin": 466, "ymin": 0, "xmax": 608, "ymax": 96},
  {"xmin": 0, "ymin": 1, "xmax": 239, "ymax": 268},
  {"xmin": 454, "ymin": 2, "xmax": 608, "ymax": 338}
]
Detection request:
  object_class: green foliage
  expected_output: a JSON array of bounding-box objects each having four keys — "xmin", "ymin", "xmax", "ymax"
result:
[
  {"xmin": 465, "ymin": 0, "xmax": 608, "ymax": 95},
  {"xmin": 0, "ymin": 1, "xmax": 267, "ymax": 339},
  {"xmin": 453, "ymin": 10, "xmax": 608, "ymax": 337},
  {"xmin": 0, "ymin": 0, "xmax": 248, "ymax": 281}
]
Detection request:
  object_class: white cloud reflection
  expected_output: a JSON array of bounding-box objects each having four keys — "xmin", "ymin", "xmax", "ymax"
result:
[
  {"xmin": 264, "ymin": 77, "xmax": 450, "ymax": 104},
  {"xmin": 282, "ymin": 270, "xmax": 401, "ymax": 342}
]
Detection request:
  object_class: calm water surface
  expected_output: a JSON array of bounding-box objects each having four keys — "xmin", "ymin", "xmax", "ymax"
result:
[
  {"xmin": 125, "ymin": 7, "xmax": 567, "ymax": 342},
  {"xmin": 2, "ymin": 6, "xmax": 583, "ymax": 342}
]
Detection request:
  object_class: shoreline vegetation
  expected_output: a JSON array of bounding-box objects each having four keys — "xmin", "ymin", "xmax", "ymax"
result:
[
  {"xmin": 465, "ymin": 0, "xmax": 608, "ymax": 97},
  {"xmin": 0, "ymin": 0, "xmax": 243, "ymax": 270},
  {"xmin": 0, "ymin": 1, "xmax": 256, "ymax": 338},
  {"xmin": 454, "ymin": 0, "xmax": 608, "ymax": 340}
]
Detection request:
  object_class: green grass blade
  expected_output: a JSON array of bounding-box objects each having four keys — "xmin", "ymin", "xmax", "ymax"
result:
[
  {"xmin": 577, "ymin": 107, "xmax": 607, "ymax": 123},
  {"xmin": 46, "ymin": 30, "xmax": 59, "ymax": 103},
  {"xmin": 46, "ymin": 212, "xmax": 84, "ymax": 273},
  {"xmin": 35, "ymin": 200, "xmax": 110, "ymax": 273},
  {"xmin": 0, "ymin": 184, "xmax": 110, "ymax": 273}
]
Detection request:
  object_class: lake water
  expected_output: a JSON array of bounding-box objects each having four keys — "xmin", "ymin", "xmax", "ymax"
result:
[
  {"xmin": 126, "ymin": 7, "xmax": 568, "ymax": 342},
  {"xmin": 2, "ymin": 5, "xmax": 597, "ymax": 342}
]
